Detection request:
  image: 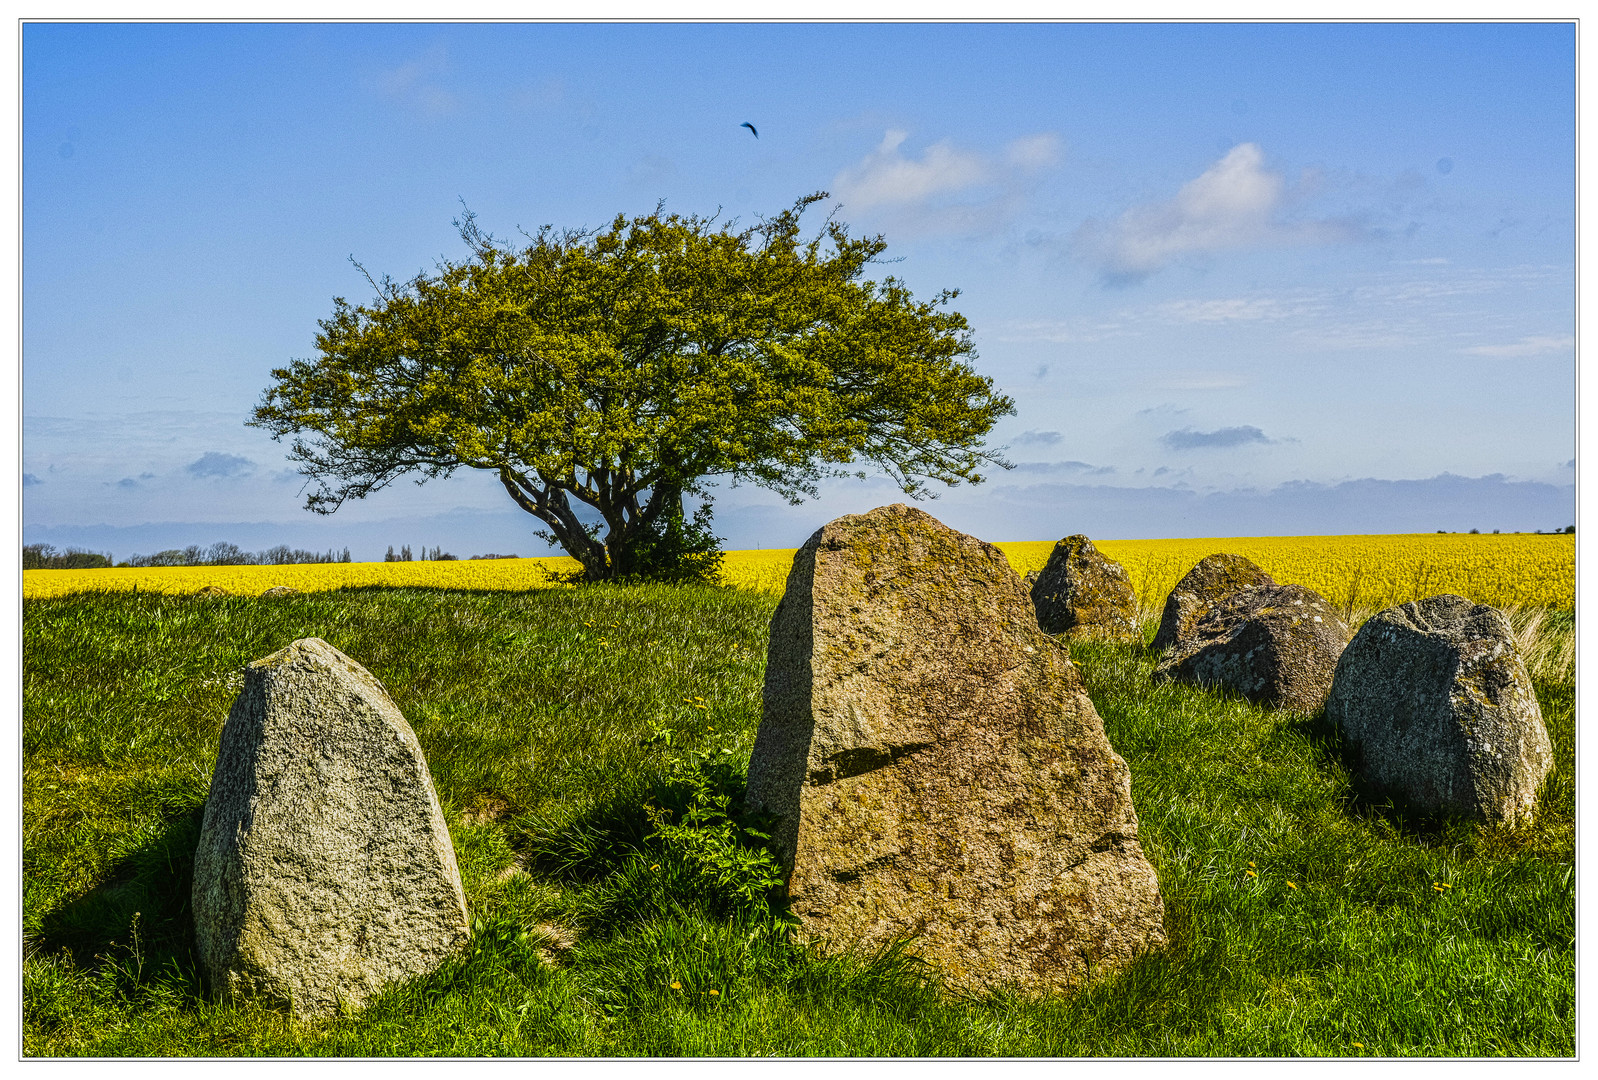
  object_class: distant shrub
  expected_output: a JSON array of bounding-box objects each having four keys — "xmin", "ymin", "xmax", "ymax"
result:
[{"xmin": 22, "ymin": 544, "xmax": 113, "ymax": 570}]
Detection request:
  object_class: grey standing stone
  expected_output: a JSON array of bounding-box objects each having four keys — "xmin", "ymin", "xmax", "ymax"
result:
[
  {"xmin": 1153, "ymin": 583, "xmax": 1349, "ymax": 712},
  {"xmin": 745, "ymin": 504, "xmax": 1165, "ymax": 997},
  {"xmin": 1030, "ymin": 535, "xmax": 1140, "ymax": 639},
  {"xmin": 1325, "ymin": 595, "xmax": 1552, "ymax": 824},
  {"xmin": 192, "ymin": 638, "xmax": 470, "ymax": 1018},
  {"xmin": 1151, "ymin": 553, "xmax": 1277, "ymax": 652}
]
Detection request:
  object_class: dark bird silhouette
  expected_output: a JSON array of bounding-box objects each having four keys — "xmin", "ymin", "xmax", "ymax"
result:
[{"xmin": 741, "ymin": 122, "xmax": 759, "ymax": 139}]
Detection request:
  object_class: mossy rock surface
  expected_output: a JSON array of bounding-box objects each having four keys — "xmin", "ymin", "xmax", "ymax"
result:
[
  {"xmin": 746, "ymin": 504, "xmax": 1165, "ymax": 998},
  {"xmin": 1030, "ymin": 535, "xmax": 1139, "ymax": 639},
  {"xmin": 1153, "ymin": 582, "xmax": 1350, "ymax": 713},
  {"xmin": 1150, "ymin": 553, "xmax": 1277, "ymax": 652},
  {"xmin": 1325, "ymin": 594, "xmax": 1552, "ymax": 824}
]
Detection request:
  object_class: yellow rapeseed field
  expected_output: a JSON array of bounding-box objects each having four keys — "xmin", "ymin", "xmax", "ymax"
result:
[
  {"xmin": 996, "ymin": 533, "xmax": 1575, "ymax": 613},
  {"xmin": 23, "ymin": 532, "xmax": 1573, "ymax": 611}
]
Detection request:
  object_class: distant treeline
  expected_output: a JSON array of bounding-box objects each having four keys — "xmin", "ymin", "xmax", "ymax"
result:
[
  {"xmin": 23, "ymin": 541, "xmax": 522, "ymax": 569},
  {"xmin": 121, "ymin": 542, "xmax": 353, "ymax": 567},
  {"xmin": 385, "ymin": 545, "xmax": 457, "ymax": 562},
  {"xmin": 23, "ymin": 541, "xmax": 352, "ymax": 569},
  {"xmin": 22, "ymin": 545, "xmax": 116, "ymax": 570}
]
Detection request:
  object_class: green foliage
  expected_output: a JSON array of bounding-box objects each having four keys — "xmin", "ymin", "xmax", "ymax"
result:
[
  {"xmin": 250, "ymin": 194, "xmax": 1014, "ymax": 582},
  {"xmin": 23, "ymin": 588, "xmax": 1574, "ymax": 1056},
  {"xmin": 643, "ymin": 753, "xmax": 786, "ymax": 920}
]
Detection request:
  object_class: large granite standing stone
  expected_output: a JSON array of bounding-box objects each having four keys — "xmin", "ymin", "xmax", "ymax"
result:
[
  {"xmin": 1030, "ymin": 535, "xmax": 1141, "ymax": 639},
  {"xmin": 745, "ymin": 504, "xmax": 1165, "ymax": 996},
  {"xmin": 192, "ymin": 638, "xmax": 470, "ymax": 1018},
  {"xmin": 1325, "ymin": 595, "xmax": 1552, "ymax": 824},
  {"xmin": 1151, "ymin": 554, "xmax": 1277, "ymax": 652},
  {"xmin": 1153, "ymin": 583, "xmax": 1349, "ymax": 712}
]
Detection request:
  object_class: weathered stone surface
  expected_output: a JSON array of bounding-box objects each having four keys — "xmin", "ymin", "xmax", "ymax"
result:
[
  {"xmin": 192, "ymin": 638, "xmax": 470, "ymax": 1018},
  {"xmin": 1151, "ymin": 554, "xmax": 1276, "ymax": 652},
  {"xmin": 1153, "ymin": 583, "xmax": 1349, "ymax": 712},
  {"xmin": 1325, "ymin": 595, "xmax": 1552, "ymax": 824},
  {"xmin": 1030, "ymin": 535, "xmax": 1140, "ymax": 639},
  {"xmin": 745, "ymin": 504, "xmax": 1165, "ymax": 996},
  {"xmin": 258, "ymin": 586, "xmax": 299, "ymax": 597}
]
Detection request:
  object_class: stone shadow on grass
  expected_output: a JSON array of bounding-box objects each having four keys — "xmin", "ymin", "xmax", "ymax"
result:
[
  {"xmin": 1286, "ymin": 708, "xmax": 1483, "ymax": 846},
  {"xmin": 29, "ymin": 801, "xmax": 207, "ymax": 994}
]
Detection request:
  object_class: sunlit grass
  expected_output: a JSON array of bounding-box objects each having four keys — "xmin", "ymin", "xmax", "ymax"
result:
[{"xmin": 22, "ymin": 585, "xmax": 1573, "ymax": 1057}]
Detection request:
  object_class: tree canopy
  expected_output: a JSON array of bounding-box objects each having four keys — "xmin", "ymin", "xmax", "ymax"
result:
[{"xmin": 252, "ymin": 193, "xmax": 1015, "ymax": 581}]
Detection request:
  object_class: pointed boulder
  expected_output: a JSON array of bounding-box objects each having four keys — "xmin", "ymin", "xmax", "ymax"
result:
[
  {"xmin": 192, "ymin": 638, "xmax": 470, "ymax": 1018},
  {"xmin": 1030, "ymin": 534, "xmax": 1140, "ymax": 639},
  {"xmin": 746, "ymin": 504, "xmax": 1165, "ymax": 997},
  {"xmin": 1151, "ymin": 553, "xmax": 1277, "ymax": 652}
]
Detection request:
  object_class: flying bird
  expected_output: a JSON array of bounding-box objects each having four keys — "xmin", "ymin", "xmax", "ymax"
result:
[{"xmin": 741, "ymin": 122, "xmax": 758, "ymax": 139}]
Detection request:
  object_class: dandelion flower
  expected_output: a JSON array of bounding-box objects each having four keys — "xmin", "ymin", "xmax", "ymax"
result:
[
  {"xmin": 1353, "ymin": 1043, "xmax": 1364, "ymax": 1050},
  {"xmin": 671, "ymin": 981, "xmax": 682, "ymax": 990},
  {"xmin": 708, "ymin": 989, "xmax": 720, "ymax": 996},
  {"xmin": 651, "ymin": 864, "xmax": 661, "ymax": 872},
  {"xmin": 1246, "ymin": 870, "xmax": 1257, "ymax": 878},
  {"xmin": 1248, "ymin": 861, "xmax": 1256, "ymax": 868},
  {"xmin": 1287, "ymin": 881, "xmax": 1298, "ymax": 889}
]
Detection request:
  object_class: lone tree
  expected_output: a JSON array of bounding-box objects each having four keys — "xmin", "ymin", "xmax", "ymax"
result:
[{"xmin": 252, "ymin": 193, "xmax": 1015, "ymax": 582}]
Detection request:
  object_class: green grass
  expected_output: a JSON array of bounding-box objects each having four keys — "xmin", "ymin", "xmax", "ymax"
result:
[{"xmin": 22, "ymin": 585, "xmax": 1575, "ymax": 1057}]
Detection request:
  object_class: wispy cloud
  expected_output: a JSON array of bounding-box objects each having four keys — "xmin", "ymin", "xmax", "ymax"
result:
[
  {"xmin": 1157, "ymin": 297, "xmax": 1290, "ymax": 323},
  {"xmin": 23, "ymin": 473, "xmax": 41, "ymax": 487},
  {"xmin": 831, "ymin": 129, "xmax": 1062, "ymax": 234},
  {"xmin": 187, "ymin": 452, "xmax": 256, "ymax": 479},
  {"xmin": 1013, "ymin": 460, "xmax": 1116, "ymax": 476},
  {"xmin": 1161, "ymin": 425, "xmax": 1274, "ymax": 450},
  {"xmin": 1077, "ymin": 143, "xmax": 1355, "ymax": 282},
  {"xmin": 366, "ymin": 45, "xmax": 458, "ymax": 117},
  {"xmin": 1462, "ymin": 335, "xmax": 1574, "ymax": 357},
  {"xmin": 1147, "ymin": 373, "xmax": 1250, "ymax": 392},
  {"xmin": 1012, "ymin": 429, "xmax": 1064, "ymax": 446}
]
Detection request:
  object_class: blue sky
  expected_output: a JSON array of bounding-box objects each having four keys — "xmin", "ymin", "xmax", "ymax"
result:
[{"xmin": 20, "ymin": 21, "xmax": 1577, "ymax": 561}]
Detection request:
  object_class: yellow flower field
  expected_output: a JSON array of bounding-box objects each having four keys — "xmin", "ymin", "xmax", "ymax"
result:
[
  {"xmin": 22, "ymin": 532, "xmax": 1574, "ymax": 611},
  {"xmin": 997, "ymin": 533, "xmax": 1575, "ymax": 613}
]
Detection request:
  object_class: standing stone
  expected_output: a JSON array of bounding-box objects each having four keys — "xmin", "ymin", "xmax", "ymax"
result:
[
  {"xmin": 746, "ymin": 504, "xmax": 1165, "ymax": 997},
  {"xmin": 1325, "ymin": 595, "xmax": 1552, "ymax": 824},
  {"xmin": 1030, "ymin": 535, "xmax": 1141, "ymax": 639},
  {"xmin": 1152, "ymin": 583, "xmax": 1350, "ymax": 712},
  {"xmin": 1151, "ymin": 554, "xmax": 1276, "ymax": 652},
  {"xmin": 192, "ymin": 638, "xmax": 470, "ymax": 1018}
]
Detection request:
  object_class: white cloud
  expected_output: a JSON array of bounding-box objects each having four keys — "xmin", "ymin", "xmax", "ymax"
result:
[
  {"xmin": 1079, "ymin": 143, "xmax": 1352, "ymax": 280},
  {"xmin": 833, "ymin": 130, "xmax": 990, "ymax": 210},
  {"xmin": 830, "ymin": 130, "xmax": 1062, "ymax": 227},
  {"xmin": 1463, "ymin": 335, "xmax": 1575, "ymax": 358}
]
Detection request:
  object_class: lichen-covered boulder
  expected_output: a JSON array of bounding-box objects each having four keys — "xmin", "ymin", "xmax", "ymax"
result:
[
  {"xmin": 192, "ymin": 638, "xmax": 470, "ymax": 1018},
  {"xmin": 746, "ymin": 504, "xmax": 1165, "ymax": 997},
  {"xmin": 1153, "ymin": 583, "xmax": 1349, "ymax": 712},
  {"xmin": 1151, "ymin": 554, "xmax": 1276, "ymax": 652},
  {"xmin": 1030, "ymin": 535, "xmax": 1140, "ymax": 639},
  {"xmin": 258, "ymin": 586, "xmax": 299, "ymax": 598},
  {"xmin": 1325, "ymin": 595, "xmax": 1552, "ymax": 824}
]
